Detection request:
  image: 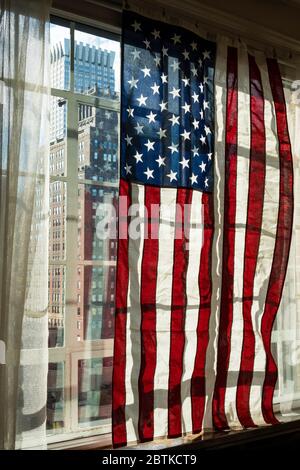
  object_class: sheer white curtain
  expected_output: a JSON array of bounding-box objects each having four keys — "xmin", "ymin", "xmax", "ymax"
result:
[
  {"xmin": 274, "ymin": 64, "xmax": 300, "ymax": 419},
  {"xmin": 0, "ymin": 0, "xmax": 51, "ymax": 450}
]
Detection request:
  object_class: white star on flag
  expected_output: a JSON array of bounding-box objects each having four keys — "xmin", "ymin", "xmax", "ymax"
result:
[
  {"xmin": 171, "ymin": 33, "xmax": 181, "ymax": 44},
  {"xmin": 168, "ymin": 142, "xmax": 179, "ymax": 154},
  {"xmin": 169, "ymin": 114, "xmax": 180, "ymax": 126},
  {"xmin": 192, "ymin": 92, "xmax": 199, "ymax": 103},
  {"xmin": 151, "ymin": 83, "xmax": 160, "ymax": 95},
  {"xmin": 132, "ymin": 20, "xmax": 141, "ymax": 31},
  {"xmin": 144, "ymin": 167, "xmax": 154, "ymax": 179},
  {"xmin": 169, "ymin": 87, "xmax": 181, "ymax": 99},
  {"xmin": 182, "ymin": 49, "xmax": 190, "ymax": 60},
  {"xmin": 192, "ymin": 146, "xmax": 199, "ymax": 157},
  {"xmin": 131, "ymin": 49, "xmax": 141, "ymax": 60},
  {"xmin": 141, "ymin": 66, "xmax": 151, "ymax": 77},
  {"xmin": 151, "ymin": 29, "xmax": 160, "ymax": 39},
  {"xmin": 134, "ymin": 122, "xmax": 144, "ymax": 134},
  {"xmin": 191, "ymin": 65, "xmax": 198, "ymax": 76},
  {"xmin": 192, "ymin": 118, "xmax": 199, "ymax": 129},
  {"xmin": 127, "ymin": 107, "xmax": 134, "ymax": 117},
  {"xmin": 128, "ymin": 76, "xmax": 139, "ymax": 89},
  {"xmin": 159, "ymin": 101, "xmax": 168, "ymax": 111},
  {"xmin": 154, "ymin": 55, "xmax": 161, "ymax": 67},
  {"xmin": 133, "ymin": 151, "xmax": 143, "ymax": 163},
  {"xmin": 125, "ymin": 135, "xmax": 133, "ymax": 146},
  {"xmin": 199, "ymin": 161, "xmax": 207, "ymax": 172},
  {"xmin": 157, "ymin": 128, "xmax": 167, "ymax": 139},
  {"xmin": 200, "ymin": 135, "xmax": 206, "ymax": 145},
  {"xmin": 180, "ymin": 130, "xmax": 191, "ymax": 140},
  {"xmin": 124, "ymin": 163, "xmax": 132, "ymax": 174},
  {"xmin": 167, "ymin": 170, "xmax": 177, "ymax": 181},
  {"xmin": 143, "ymin": 38, "xmax": 151, "ymax": 49},
  {"xmin": 156, "ymin": 155, "xmax": 166, "ymax": 167},
  {"xmin": 179, "ymin": 157, "xmax": 190, "ymax": 169},
  {"xmin": 182, "ymin": 102, "xmax": 191, "ymax": 114},
  {"xmin": 146, "ymin": 111, "xmax": 157, "ymax": 123},
  {"xmin": 144, "ymin": 139, "xmax": 155, "ymax": 151},
  {"xmin": 137, "ymin": 94, "xmax": 147, "ymax": 106},
  {"xmin": 190, "ymin": 173, "xmax": 198, "ymax": 184}
]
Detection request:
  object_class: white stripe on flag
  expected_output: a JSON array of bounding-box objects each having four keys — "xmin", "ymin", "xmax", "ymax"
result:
[
  {"xmin": 181, "ymin": 190, "xmax": 203, "ymax": 434},
  {"xmin": 125, "ymin": 183, "xmax": 145, "ymax": 443},
  {"xmin": 153, "ymin": 188, "xmax": 177, "ymax": 439}
]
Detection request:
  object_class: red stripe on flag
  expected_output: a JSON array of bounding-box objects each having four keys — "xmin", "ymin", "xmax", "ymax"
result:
[
  {"xmin": 191, "ymin": 192, "xmax": 214, "ymax": 433},
  {"xmin": 138, "ymin": 186, "xmax": 160, "ymax": 442},
  {"xmin": 112, "ymin": 179, "xmax": 131, "ymax": 448},
  {"xmin": 260, "ymin": 59, "xmax": 294, "ymax": 424},
  {"xmin": 212, "ymin": 46, "xmax": 238, "ymax": 430},
  {"xmin": 236, "ymin": 54, "xmax": 266, "ymax": 428},
  {"xmin": 168, "ymin": 188, "xmax": 193, "ymax": 438}
]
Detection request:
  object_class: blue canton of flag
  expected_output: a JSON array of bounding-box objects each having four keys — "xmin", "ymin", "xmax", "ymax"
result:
[{"xmin": 121, "ymin": 11, "xmax": 216, "ymax": 192}]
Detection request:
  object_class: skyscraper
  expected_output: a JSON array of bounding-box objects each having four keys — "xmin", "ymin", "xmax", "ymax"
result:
[{"xmin": 50, "ymin": 38, "xmax": 116, "ymax": 141}]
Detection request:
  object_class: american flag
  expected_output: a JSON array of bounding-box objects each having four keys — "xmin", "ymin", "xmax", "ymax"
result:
[{"xmin": 112, "ymin": 11, "xmax": 293, "ymax": 447}]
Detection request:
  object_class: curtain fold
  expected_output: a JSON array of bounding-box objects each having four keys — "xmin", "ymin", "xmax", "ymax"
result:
[{"xmin": 0, "ymin": 0, "xmax": 51, "ymax": 449}]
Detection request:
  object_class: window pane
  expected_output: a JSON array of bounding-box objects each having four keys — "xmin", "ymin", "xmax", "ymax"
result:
[
  {"xmin": 47, "ymin": 362, "xmax": 65, "ymax": 433},
  {"xmin": 78, "ymin": 105, "xmax": 119, "ymax": 183},
  {"xmin": 50, "ymin": 22, "xmax": 70, "ymax": 91},
  {"xmin": 74, "ymin": 29, "xmax": 120, "ymax": 97},
  {"xmin": 82, "ymin": 265, "xmax": 116, "ymax": 340},
  {"xmin": 78, "ymin": 357, "xmax": 112, "ymax": 427}
]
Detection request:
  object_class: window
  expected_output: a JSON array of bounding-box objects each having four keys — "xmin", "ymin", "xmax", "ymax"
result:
[
  {"xmin": 48, "ymin": 15, "xmax": 120, "ymax": 444},
  {"xmin": 46, "ymin": 11, "xmax": 299, "ymax": 451}
]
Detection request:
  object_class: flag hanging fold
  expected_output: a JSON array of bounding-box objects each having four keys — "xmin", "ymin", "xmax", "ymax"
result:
[{"xmin": 112, "ymin": 10, "xmax": 294, "ymax": 448}]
